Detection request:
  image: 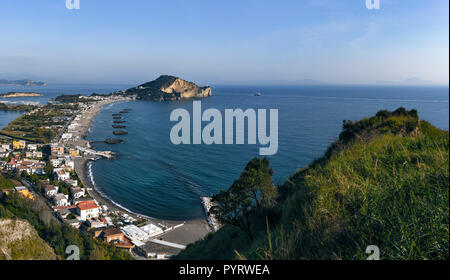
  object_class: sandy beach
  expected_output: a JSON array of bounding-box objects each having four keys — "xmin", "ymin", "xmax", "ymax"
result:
[{"xmin": 70, "ymin": 97, "xmax": 211, "ymax": 246}]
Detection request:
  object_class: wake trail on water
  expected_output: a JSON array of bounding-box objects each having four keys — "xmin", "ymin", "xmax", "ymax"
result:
[{"xmin": 154, "ymin": 159, "xmax": 206, "ymax": 197}]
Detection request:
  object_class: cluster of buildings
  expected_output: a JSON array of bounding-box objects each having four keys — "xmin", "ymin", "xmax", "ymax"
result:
[
  {"xmin": 0, "ymin": 95, "xmax": 183, "ymax": 259},
  {"xmin": 1, "ymin": 141, "xmax": 46, "ymax": 175}
]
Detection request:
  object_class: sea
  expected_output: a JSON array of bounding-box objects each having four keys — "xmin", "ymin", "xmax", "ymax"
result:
[{"xmin": 1, "ymin": 84, "xmax": 448, "ymax": 220}]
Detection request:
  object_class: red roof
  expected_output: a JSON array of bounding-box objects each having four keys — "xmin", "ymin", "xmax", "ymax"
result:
[{"xmin": 77, "ymin": 200, "xmax": 99, "ymax": 211}]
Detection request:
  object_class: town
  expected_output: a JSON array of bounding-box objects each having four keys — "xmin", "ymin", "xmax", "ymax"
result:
[{"xmin": 0, "ymin": 94, "xmax": 215, "ymax": 259}]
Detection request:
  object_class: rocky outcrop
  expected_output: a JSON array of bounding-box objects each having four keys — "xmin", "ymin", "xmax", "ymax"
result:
[
  {"xmin": 0, "ymin": 219, "xmax": 56, "ymax": 260},
  {"xmin": 125, "ymin": 75, "xmax": 211, "ymax": 101}
]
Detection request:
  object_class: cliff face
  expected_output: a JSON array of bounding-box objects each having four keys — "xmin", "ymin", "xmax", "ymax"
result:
[
  {"xmin": 0, "ymin": 219, "xmax": 56, "ymax": 260},
  {"xmin": 126, "ymin": 75, "xmax": 211, "ymax": 101}
]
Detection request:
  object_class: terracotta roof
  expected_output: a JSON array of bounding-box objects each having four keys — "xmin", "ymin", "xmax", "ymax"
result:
[
  {"xmin": 77, "ymin": 200, "xmax": 99, "ymax": 211},
  {"xmin": 103, "ymin": 227, "xmax": 122, "ymax": 236}
]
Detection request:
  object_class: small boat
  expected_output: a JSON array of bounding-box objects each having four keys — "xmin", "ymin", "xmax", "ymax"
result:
[{"xmin": 254, "ymin": 92, "xmax": 261, "ymax": 96}]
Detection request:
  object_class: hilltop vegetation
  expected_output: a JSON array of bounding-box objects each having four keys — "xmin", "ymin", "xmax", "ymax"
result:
[{"xmin": 175, "ymin": 108, "xmax": 449, "ymax": 260}]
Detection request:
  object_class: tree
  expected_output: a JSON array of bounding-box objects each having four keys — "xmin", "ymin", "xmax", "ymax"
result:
[{"xmin": 210, "ymin": 157, "xmax": 277, "ymax": 240}]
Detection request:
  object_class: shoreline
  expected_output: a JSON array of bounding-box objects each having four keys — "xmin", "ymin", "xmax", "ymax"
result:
[{"xmin": 71, "ymin": 97, "xmax": 211, "ymax": 246}]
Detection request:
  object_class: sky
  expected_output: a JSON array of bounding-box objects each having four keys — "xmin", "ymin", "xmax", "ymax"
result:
[{"xmin": 0, "ymin": 0, "xmax": 448, "ymax": 85}]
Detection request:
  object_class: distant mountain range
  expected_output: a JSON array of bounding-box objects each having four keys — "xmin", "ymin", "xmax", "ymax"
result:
[{"xmin": 0, "ymin": 79, "xmax": 47, "ymax": 86}]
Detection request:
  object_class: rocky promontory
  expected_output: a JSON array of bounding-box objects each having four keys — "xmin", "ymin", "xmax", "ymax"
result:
[{"xmin": 125, "ymin": 75, "xmax": 211, "ymax": 101}]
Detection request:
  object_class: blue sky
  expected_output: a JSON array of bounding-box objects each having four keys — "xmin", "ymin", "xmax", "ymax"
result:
[{"xmin": 0, "ymin": 0, "xmax": 448, "ymax": 85}]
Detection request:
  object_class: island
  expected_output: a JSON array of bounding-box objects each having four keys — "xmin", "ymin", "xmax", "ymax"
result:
[
  {"xmin": 0, "ymin": 92, "xmax": 42, "ymax": 98},
  {"xmin": 0, "ymin": 79, "xmax": 47, "ymax": 86},
  {"xmin": 122, "ymin": 75, "xmax": 211, "ymax": 101}
]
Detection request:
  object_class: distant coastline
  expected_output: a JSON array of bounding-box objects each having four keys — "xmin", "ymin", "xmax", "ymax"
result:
[
  {"xmin": 0, "ymin": 92, "xmax": 42, "ymax": 98},
  {"xmin": 0, "ymin": 79, "xmax": 47, "ymax": 87}
]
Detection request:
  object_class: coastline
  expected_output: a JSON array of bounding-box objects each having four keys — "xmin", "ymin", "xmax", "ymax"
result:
[{"xmin": 71, "ymin": 98, "xmax": 211, "ymax": 246}]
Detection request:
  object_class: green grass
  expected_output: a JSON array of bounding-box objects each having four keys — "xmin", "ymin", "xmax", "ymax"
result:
[{"xmin": 175, "ymin": 109, "xmax": 449, "ymax": 260}]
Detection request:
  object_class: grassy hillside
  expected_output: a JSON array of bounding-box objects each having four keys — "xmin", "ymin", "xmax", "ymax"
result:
[
  {"xmin": 0, "ymin": 218, "xmax": 56, "ymax": 260},
  {"xmin": 0, "ymin": 185, "xmax": 133, "ymax": 260},
  {"xmin": 175, "ymin": 108, "xmax": 449, "ymax": 260}
]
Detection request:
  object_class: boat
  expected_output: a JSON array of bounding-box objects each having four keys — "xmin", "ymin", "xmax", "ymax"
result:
[{"xmin": 254, "ymin": 92, "xmax": 261, "ymax": 96}]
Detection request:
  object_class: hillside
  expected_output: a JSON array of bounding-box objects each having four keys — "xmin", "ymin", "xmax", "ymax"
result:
[
  {"xmin": 125, "ymin": 75, "xmax": 211, "ymax": 101},
  {"xmin": 0, "ymin": 188, "xmax": 133, "ymax": 260},
  {"xmin": 0, "ymin": 219, "xmax": 56, "ymax": 260},
  {"xmin": 175, "ymin": 108, "xmax": 449, "ymax": 260}
]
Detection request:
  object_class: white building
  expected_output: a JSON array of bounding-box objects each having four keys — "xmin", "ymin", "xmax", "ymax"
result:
[
  {"xmin": 50, "ymin": 157, "xmax": 63, "ymax": 167},
  {"xmin": 121, "ymin": 225, "xmax": 150, "ymax": 241},
  {"xmin": 66, "ymin": 179, "xmax": 78, "ymax": 187},
  {"xmin": 44, "ymin": 185, "xmax": 58, "ymax": 197},
  {"xmin": 53, "ymin": 193, "xmax": 69, "ymax": 207},
  {"xmin": 70, "ymin": 186, "xmax": 85, "ymax": 199},
  {"xmin": 1, "ymin": 144, "xmax": 10, "ymax": 151},
  {"xmin": 54, "ymin": 168, "xmax": 70, "ymax": 181},
  {"xmin": 140, "ymin": 223, "xmax": 163, "ymax": 237},
  {"xmin": 75, "ymin": 200, "xmax": 101, "ymax": 221},
  {"xmin": 27, "ymin": 144, "xmax": 38, "ymax": 151}
]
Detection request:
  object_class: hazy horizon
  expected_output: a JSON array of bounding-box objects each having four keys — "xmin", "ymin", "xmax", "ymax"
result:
[{"xmin": 0, "ymin": 0, "xmax": 448, "ymax": 86}]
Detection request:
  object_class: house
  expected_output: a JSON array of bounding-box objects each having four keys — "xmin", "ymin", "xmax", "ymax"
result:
[
  {"xmin": 63, "ymin": 159, "xmax": 74, "ymax": 169},
  {"xmin": 13, "ymin": 186, "xmax": 34, "ymax": 200},
  {"xmin": 27, "ymin": 144, "xmax": 38, "ymax": 151},
  {"xmin": 65, "ymin": 219, "xmax": 81, "ymax": 228},
  {"xmin": 70, "ymin": 186, "xmax": 85, "ymax": 199},
  {"xmin": 5, "ymin": 159, "xmax": 18, "ymax": 171},
  {"xmin": 61, "ymin": 133, "xmax": 72, "ymax": 140},
  {"xmin": 12, "ymin": 140, "xmax": 26, "ymax": 150},
  {"xmin": 51, "ymin": 144, "xmax": 64, "ymax": 155},
  {"xmin": 95, "ymin": 227, "xmax": 135, "ymax": 253},
  {"xmin": 86, "ymin": 217, "xmax": 107, "ymax": 228},
  {"xmin": 44, "ymin": 185, "xmax": 58, "ymax": 197},
  {"xmin": 50, "ymin": 156, "xmax": 63, "ymax": 167},
  {"xmin": 52, "ymin": 193, "xmax": 69, "ymax": 207},
  {"xmin": 25, "ymin": 151, "xmax": 43, "ymax": 159},
  {"xmin": 121, "ymin": 225, "xmax": 150, "ymax": 241},
  {"xmin": 1, "ymin": 144, "xmax": 10, "ymax": 151},
  {"xmin": 69, "ymin": 149, "xmax": 80, "ymax": 157},
  {"xmin": 76, "ymin": 200, "xmax": 101, "ymax": 220},
  {"xmin": 56, "ymin": 208, "xmax": 71, "ymax": 219},
  {"xmin": 66, "ymin": 179, "xmax": 78, "ymax": 187},
  {"xmin": 54, "ymin": 168, "xmax": 70, "ymax": 181}
]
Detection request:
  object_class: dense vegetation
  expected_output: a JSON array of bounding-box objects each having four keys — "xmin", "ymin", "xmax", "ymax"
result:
[
  {"xmin": 0, "ymin": 177, "xmax": 133, "ymax": 260},
  {"xmin": 175, "ymin": 108, "xmax": 449, "ymax": 260},
  {"xmin": 0, "ymin": 104, "xmax": 76, "ymax": 143},
  {"xmin": 0, "ymin": 103, "xmax": 37, "ymax": 112}
]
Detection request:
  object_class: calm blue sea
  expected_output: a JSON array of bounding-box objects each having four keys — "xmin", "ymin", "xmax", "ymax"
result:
[
  {"xmin": 81, "ymin": 85, "xmax": 449, "ymax": 220},
  {"xmin": 1, "ymin": 84, "xmax": 448, "ymax": 220}
]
